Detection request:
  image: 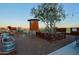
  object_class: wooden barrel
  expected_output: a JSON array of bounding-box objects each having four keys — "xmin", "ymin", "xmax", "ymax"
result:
[{"xmin": 2, "ymin": 40, "xmax": 15, "ymax": 52}]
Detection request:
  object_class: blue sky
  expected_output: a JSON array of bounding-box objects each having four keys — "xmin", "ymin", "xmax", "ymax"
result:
[
  {"xmin": 0, "ymin": 3, "xmax": 38, "ymax": 28},
  {"xmin": 0, "ymin": 3, "xmax": 79, "ymax": 28},
  {"xmin": 57, "ymin": 3, "xmax": 79, "ymax": 28}
]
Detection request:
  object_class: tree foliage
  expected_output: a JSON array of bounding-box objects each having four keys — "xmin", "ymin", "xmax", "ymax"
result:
[{"xmin": 31, "ymin": 3, "xmax": 66, "ymax": 33}]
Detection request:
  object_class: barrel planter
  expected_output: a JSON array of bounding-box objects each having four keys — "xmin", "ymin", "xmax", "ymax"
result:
[{"xmin": 2, "ymin": 40, "xmax": 15, "ymax": 52}]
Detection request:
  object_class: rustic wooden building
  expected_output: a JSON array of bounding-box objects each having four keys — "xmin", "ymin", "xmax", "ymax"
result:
[{"xmin": 28, "ymin": 19, "xmax": 40, "ymax": 31}]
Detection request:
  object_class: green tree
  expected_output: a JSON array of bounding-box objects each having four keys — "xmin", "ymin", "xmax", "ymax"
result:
[{"xmin": 31, "ymin": 3, "xmax": 66, "ymax": 33}]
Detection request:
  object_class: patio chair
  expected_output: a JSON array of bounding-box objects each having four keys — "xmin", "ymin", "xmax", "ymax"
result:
[{"xmin": 0, "ymin": 32, "xmax": 16, "ymax": 55}]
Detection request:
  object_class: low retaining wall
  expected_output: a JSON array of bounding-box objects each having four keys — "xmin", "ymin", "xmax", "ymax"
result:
[{"xmin": 36, "ymin": 32, "xmax": 66, "ymax": 41}]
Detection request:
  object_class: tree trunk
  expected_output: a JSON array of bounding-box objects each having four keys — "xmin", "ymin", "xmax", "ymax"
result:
[
  {"xmin": 53, "ymin": 22, "xmax": 56, "ymax": 34},
  {"xmin": 49, "ymin": 23, "xmax": 52, "ymax": 33},
  {"xmin": 49, "ymin": 22, "xmax": 56, "ymax": 34}
]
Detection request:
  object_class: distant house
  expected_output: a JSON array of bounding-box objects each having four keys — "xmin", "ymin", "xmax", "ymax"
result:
[
  {"xmin": 7, "ymin": 26, "xmax": 17, "ymax": 30},
  {"xmin": 56, "ymin": 27, "xmax": 79, "ymax": 35}
]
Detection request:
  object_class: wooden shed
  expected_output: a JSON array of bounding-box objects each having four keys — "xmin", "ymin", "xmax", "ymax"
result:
[{"xmin": 28, "ymin": 19, "xmax": 40, "ymax": 31}]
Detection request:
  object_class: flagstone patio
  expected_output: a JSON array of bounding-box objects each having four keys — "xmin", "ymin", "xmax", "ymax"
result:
[{"xmin": 15, "ymin": 34, "xmax": 75, "ymax": 55}]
